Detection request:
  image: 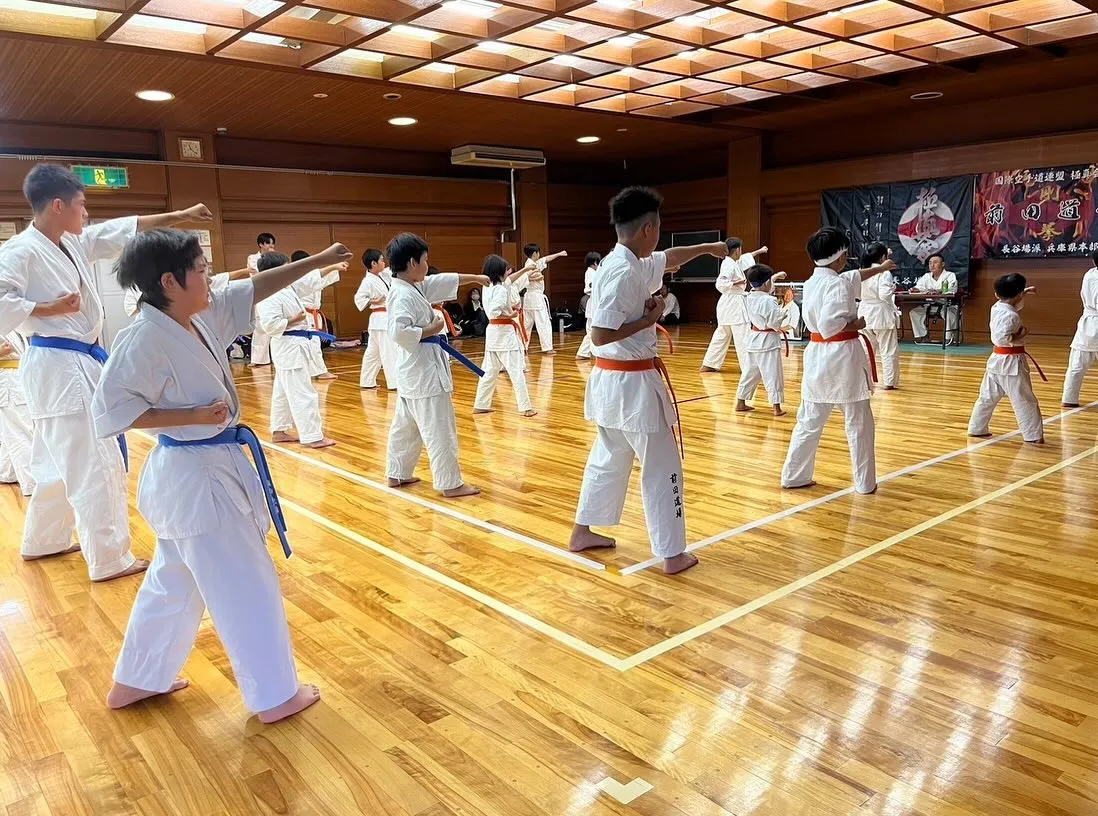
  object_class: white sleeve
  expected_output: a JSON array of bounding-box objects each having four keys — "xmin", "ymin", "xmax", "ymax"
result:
[
  {"xmin": 590, "ymin": 270, "xmax": 631, "ymax": 331},
  {"xmin": 91, "ymin": 328, "xmax": 166, "ymax": 438},
  {"xmin": 763, "ymin": 298, "xmax": 783, "ymax": 330},
  {"xmin": 76, "ymin": 216, "xmax": 137, "ymax": 264},
  {"xmin": 320, "ymin": 269, "xmax": 340, "ymax": 289},
  {"xmin": 0, "ymin": 247, "xmax": 36, "ymax": 335},
  {"xmin": 123, "ymin": 287, "xmax": 140, "ymax": 318},
  {"xmin": 423, "ymin": 274, "xmax": 459, "ymax": 305},
  {"xmin": 878, "ymin": 271, "xmax": 896, "ymax": 300},
  {"xmin": 642, "ymin": 251, "xmax": 667, "ymax": 294},
  {"xmin": 255, "ymin": 291, "xmax": 289, "ymax": 337},
  {"xmin": 714, "ymin": 260, "xmax": 734, "ymax": 294},
  {"xmin": 291, "ymin": 269, "xmax": 324, "ymax": 299},
  {"xmin": 388, "ymin": 301, "xmax": 423, "ymax": 351},
  {"xmin": 354, "ymin": 276, "xmax": 372, "ymax": 312},
  {"xmin": 739, "ymin": 252, "xmax": 756, "ymax": 270},
  {"xmin": 1083, "ymin": 272, "xmax": 1098, "ymax": 311},
  {"xmin": 204, "ymin": 279, "xmax": 256, "ymax": 348}
]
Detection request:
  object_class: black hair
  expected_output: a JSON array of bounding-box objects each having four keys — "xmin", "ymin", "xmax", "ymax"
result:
[
  {"xmin": 726, "ymin": 237, "xmax": 743, "ymax": 253},
  {"xmin": 386, "ymin": 232, "xmax": 429, "ymax": 274},
  {"xmin": 608, "ymin": 186, "xmax": 663, "ymax": 228},
  {"xmin": 256, "ymin": 251, "xmax": 290, "ymax": 273},
  {"xmin": 746, "ymin": 263, "xmax": 775, "ymax": 289},
  {"xmin": 290, "ymin": 250, "xmax": 309, "ymax": 262},
  {"xmin": 256, "ymin": 232, "xmax": 276, "ymax": 246},
  {"xmin": 523, "ymin": 243, "xmax": 540, "ymax": 259},
  {"xmin": 482, "ymin": 254, "xmax": 511, "ymax": 284},
  {"xmin": 114, "ymin": 229, "xmax": 203, "ymax": 311},
  {"xmin": 860, "ymin": 241, "xmax": 889, "ymax": 268},
  {"xmin": 806, "ymin": 226, "xmax": 850, "ymax": 264},
  {"xmin": 23, "ymin": 163, "xmax": 84, "ymax": 213},
  {"xmin": 585, "ymin": 251, "xmax": 601, "ymax": 268},
  {"xmin": 363, "ymin": 248, "xmax": 384, "ymax": 270},
  {"xmin": 927, "ymin": 253, "xmax": 944, "ymax": 265},
  {"xmin": 994, "ymin": 272, "xmax": 1027, "ymax": 300}
]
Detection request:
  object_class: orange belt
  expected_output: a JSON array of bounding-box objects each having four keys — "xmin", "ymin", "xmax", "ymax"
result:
[
  {"xmin": 433, "ymin": 306, "xmax": 457, "ymax": 335},
  {"xmin": 655, "ymin": 323, "xmax": 675, "ymax": 354},
  {"xmin": 370, "ymin": 306, "xmax": 387, "ymax": 313},
  {"xmin": 751, "ymin": 326, "xmax": 790, "ymax": 358},
  {"xmin": 305, "ymin": 306, "xmax": 324, "ymax": 331},
  {"xmin": 593, "ymin": 356, "xmax": 684, "ymax": 458},
  {"xmin": 489, "ymin": 316, "xmax": 528, "ymax": 344},
  {"xmin": 516, "ymin": 306, "xmax": 527, "ymax": 348},
  {"xmin": 810, "ymin": 331, "xmax": 878, "ymax": 383},
  {"xmin": 994, "ymin": 346, "xmax": 1048, "ymax": 381}
]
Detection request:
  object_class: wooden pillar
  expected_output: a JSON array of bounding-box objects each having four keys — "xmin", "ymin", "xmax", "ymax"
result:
[
  {"xmin": 516, "ymin": 166, "xmax": 550, "ymax": 290},
  {"xmin": 160, "ymin": 131, "xmax": 225, "ymax": 270},
  {"xmin": 726, "ymin": 135, "xmax": 762, "ymax": 248}
]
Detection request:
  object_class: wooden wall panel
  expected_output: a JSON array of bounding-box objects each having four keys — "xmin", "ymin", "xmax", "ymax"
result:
[
  {"xmin": 547, "ymin": 183, "xmax": 615, "ymax": 311},
  {"xmin": 0, "ymin": 121, "xmax": 160, "ymax": 159},
  {"xmin": 0, "ymin": 157, "xmax": 168, "ymax": 220},
  {"xmin": 726, "ymin": 136, "xmax": 761, "ymax": 249}
]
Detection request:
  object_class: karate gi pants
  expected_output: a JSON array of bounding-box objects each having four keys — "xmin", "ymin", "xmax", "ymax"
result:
[
  {"xmin": 360, "ymin": 329, "xmax": 396, "ymax": 390},
  {"xmin": 737, "ymin": 349, "xmax": 784, "ymax": 406},
  {"xmin": 575, "ymin": 425, "xmax": 686, "ymax": 559},
  {"xmin": 968, "ymin": 370, "xmax": 1043, "ymax": 442},
  {"xmin": 910, "ymin": 305, "xmax": 959, "ymax": 341},
  {"xmin": 864, "ymin": 328, "xmax": 900, "ymax": 388},
  {"xmin": 387, "ymin": 393, "xmax": 463, "ymax": 491},
  {"xmin": 576, "ymin": 326, "xmax": 594, "ymax": 359},
  {"xmin": 0, "ymin": 402, "xmax": 34, "ymax": 495},
  {"xmin": 270, "ymin": 366, "xmax": 323, "ymax": 444},
  {"xmin": 22, "ymin": 410, "xmax": 135, "ymax": 580},
  {"xmin": 251, "ymin": 327, "xmax": 271, "ymax": 365},
  {"xmin": 782, "ymin": 399, "xmax": 877, "ymax": 494},
  {"xmin": 524, "ymin": 308, "xmax": 554, "ymax": 353},
  {"xmin": 1062, "ymin": 349, "xmax": 1098, "ymax": 404},
  {"xmin": 701, "ymin": 322, "xmax": 750, "ymax": 371},
  {"xmin": 113, "ymin": 489, "xmax": 298, "ymax": 713},
  {"xmin": 307, "ymin": 337, "xmax": 328, "ymax": 377},
  {"xmin": 474, "ymin": 350, "xmax": 532, "ymax": 413}
]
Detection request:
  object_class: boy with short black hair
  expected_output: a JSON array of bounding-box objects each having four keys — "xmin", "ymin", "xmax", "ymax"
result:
[
  {"xmin": 522, "ymin": 242, "xmax": 567, "ymax": 354},
  {"xmin": 355, "ymin": 248, "xmax": 396, "ymax": 390},
  {"xmin": 736, "ymin": 264, "xmax": 788, "ymax": 417},
  {"xmin": 287, "ymin": 249, "xmax": 343, "ymax": 380}
]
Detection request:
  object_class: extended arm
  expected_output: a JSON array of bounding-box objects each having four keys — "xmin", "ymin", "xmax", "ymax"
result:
[
  {"xmin": 664, "ymin": 242, "xmax": 727, "ymax": 269},
  {"xmin": 136, "ymin": 204, "xmax": 213, "ymax": 231},
  {"xmin": 252, "ymin": 243, "xmax": 351, "ymax": 303}
]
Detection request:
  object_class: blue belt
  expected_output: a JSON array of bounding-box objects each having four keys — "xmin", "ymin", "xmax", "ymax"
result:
[
  {"xmin": 421, "ymin": 335, "xmax": 484, "ymax": 377},
  {"xmin": 29, "ymin": 335, "xmax": 128, "ymax": 470},
  {"xmin": 284, "ymin": 329, "xmax": 336, "ymax": 342},
  {"xmin": 157, "ymin": 425, "xmax": 291, "ymax": 558}
]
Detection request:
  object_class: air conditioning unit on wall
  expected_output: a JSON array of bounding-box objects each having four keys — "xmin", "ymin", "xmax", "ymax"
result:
[{"xmin": 451, "ymin": 144, "xmax": 546, "ymax": 169}]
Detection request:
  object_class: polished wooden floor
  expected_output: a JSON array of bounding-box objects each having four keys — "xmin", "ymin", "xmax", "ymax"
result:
[{"xmin": 4, "ymin": 325, "xmax": 1098, "ymax": 815}]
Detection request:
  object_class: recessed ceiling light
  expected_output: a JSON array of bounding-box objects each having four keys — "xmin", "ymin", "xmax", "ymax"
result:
[
  {"xmin": 442, "ymin": 0, "xmax": 499, "ymax": 17},
  {"xmin": 500, "ymin": 73, "xmax": 521, "ymax": 83},
  {"xmin": 744, "ymin": 31, "xmax": 761, "ymax": 40},
  {"xmin": 679, "ymin": 49, "xmax": 702, "ymax": 59},
  {"xmin": 346, "ymin": 49, "xmax": 385, "ymax": 62},
  {"xmin": 577, "ymin": 136, "xmax": 600, "ymax": 143},
  {"xmin": 596, "ymin": 0, "xmax": 636, "ymax": 7},
  {"xmin": 136, "ymin": 89, "xmax": 174, "ymax": 102},
  {"xmin": 551, "ymin": 54, "xmax": 581, "ymax": 66},
  {"xmin": 561, "ymin": 83, "xmax": 578, "ymax": 91},
  {"xmin": 910, "ymin": 90, "xmax": 943, "ymax": 100},
  {"xmin": 0, "ymin": 0, "xmax": 96, "ymax": 18},
  {"xmin": 241, "ymin": 32, "xmax": 291, "ymax": 45},
  {"xmin": 388, "ymin": 117, "xmax": 417, "ymax": 126},
  {"xmin": 676, "ymin": 8, "xmax": 724, "ymax": 25},
  {"xmin": 619, "ymin": 67, "xmax": 637, "ymax": 77},
  {"xmin": 535, "ymin": 19, "xmax": 572, "ymax": 32},
  {"xmin": 216, "ymin": 127, "xmax": 228, "ymax": 134},
  {"xmin": 609, "ymin": 33, "xmax": 647, "ymax": 47},
  {"xmin": 391, "ymin": 24, "xmax": 440, "ymax": 40},
  {"xmin": 313, "ymin": 92, "xmax": 328, "ymax": 98},
  {"xmin": 425, "ymin": 62, "xmax": 457, "ymax": 73},
  {"xmin": 476, "ymin": 40, "xmax": 513, "ymax": 53},
  {"xmin": 616, "ymin": 127, "xmax": 627, "ymax": 131},
  {"xmin": 131, "ymin": 14, "xmax": 207, "ymax": 33}
]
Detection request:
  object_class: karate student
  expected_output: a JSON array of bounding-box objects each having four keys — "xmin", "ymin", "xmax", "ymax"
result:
[
  {"xmin": 780, "ymin": 227, "xmax": 896, "ymax": 495},
  {"xmin": 93, "ymin": 230, "xmax": 350, "ymax": 722},
  {"xmin": 700, "ymin": 238, "xmax": 768, "ymax": 372},
  {"xmin": 779, "ymin": 287, "xmax": 802, "ymax": 340},
  {"xmin": 1062, "ymin": 250, "xmax": 1098, "ymax": 407},
  {"xmin": 858, "ymin": 242, "xmax": 900, "ymax": 390},
  {"xmin": 569, "ymin": 186, "xmax": 727, "ymax": 575},
  {"xmin": 384, "ymin": 233, "xmax": 488, "ymax": 497},
  {"xmin": 736, "ymin": 265, "xmax": 788, "ymax": 416},
  {"xmin": 0, "ymin": 331, "xmax": 34, "ymax": 495},
  {"xmin": 522, "ymin": 243, "xmax": 567, "ymax": 354},
  {"xmin": 124, "ymin": 266, "xmax": 251, "ymax": 319},
  {"xmin": 255, "ymin": 253, "xmax": 336, "ymax": 449},
  {"xmin": 909, "ymin": 253, "xmax": 959, "ymax": 344},
  {"xmin": 355, "ymin": 248, "xmax": 396, "ymax": 390},
  {"xmin": 968, "ymin": 273, "xmax": 1043, "ymax": 444},
  {"xmin": 0, "ymin": 162, "xmax": 211, "ymax": 581},
  {"xmin": 288, "ymin": 250, "xmax": 343, "ymax": 380},
  {"xmin": 576, "ymin": 251, "xmax": 601, "ymax": 360},
  {"xmin": 248, "ymin": 232, "xmax": 277, "ymax": 366},
  {"xmin": 473, "ymin": 255, "xmax": 536, "ymax": 417},
  {"xmin": 658, "ymin": 284, "xmax": 681, "ymax": 324}
]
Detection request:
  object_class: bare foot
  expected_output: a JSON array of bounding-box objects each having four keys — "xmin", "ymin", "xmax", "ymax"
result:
[
  {"xmin": 107, "ymin": 678, "xmax": 189, "ymax": 709},
  {"xmin": 521, "ymin": 409, "xmax": 538, "ymax": 417},
  {"xmin": 272, "ymin": 431, "xmax": 297, "ymax": 443},
  {"xmin": 22, "ymin": 543, "xmax": 81, "ymax": 562},
  {"xmin": 782, "ymin": 481, "xmax": 817, "ymax": 490},
  {"xmin": 259, "ymin": 684, "xmax": 321, "ymax": 724},
  {"xmin": 1062, "ymin": 403, "xmax": 1080, "ymax": 408},
  {"xmin": 308, "ymin": 438, "xmax": 336, "ymax": 449},
  {"xmin": 735, "ymin": 403, "xmax": 755, "ymax": 413},
  {"xmin": 316, "ymin": 373, "xmax": 338, "ymax": 380},
  {"xmin": 664, "ymin": 553, "xmax": 699, "ymax": 575},
  {"xmin": 472, "ymin": 408, "xmax": 494, "ymax": 414},
  {"xmin": 968, "ymin": 432, "xmax": 993, "ymax": 439},
  {"xmin": 773, "ymin": 407, "xmax": 787, "ymax": 417},
  {"xmin": 700, "ymin": 366, "xmax": 720, "ymax": 373},
  {"xmin": 443, "ymin": 483, "xmax": 480, "ymax": 498},
  {"xmin": 92, "ymin": 559, "xmax": 151, "ymax": 582},
  {"xmin": 1025, "ymin": 438, "xmax": 1046, "ymax": 445},
  {"xmin": 568, "ymin": 527, "xmax": 616, "ymax": 552},
  {"xmin": 387, "ymin": 477, "xmax": 421, "ymax": 488}
]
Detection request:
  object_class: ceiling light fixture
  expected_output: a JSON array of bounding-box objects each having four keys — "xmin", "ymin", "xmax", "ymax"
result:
[
  {"xmin": 136, "ymin": 89, "xmax": 175, "ymax": 102},
  {"xmin": 500, "ymin": 73, "xmax": 521, "ymax": 83},
  {"xmin": 425, "ymin": 62, "xmax": 457, "ymax": 73},
  {"xmin": 609, "ymin": 33, "xmax": 647, "ymax": 47},
  {"xmin": 313, "ymin": 92, "xmax": 328, "ymax": 98},
  {"xmin": 910, "ymin": 90, "xmax": 943, "ymax": 100},
  {"xmin": 561, "ymin": 83, "xmax": 578, "ymax": 91},
  {"xmin": 535, "ymin": 19, "xmax": 572, "ymax": 32},
  {"xmin": 241, "ymin": 32, "xmax": 291, "ymax": 45},
  {"xmin": 442, "ymin": 0, "xmax": 499, "ymax": 17},
  {"xmin": 244, "ymin": 0, "xmax": 282, "ymax": 14},
  {"xmin": 616, "ymin": 127, "xmax": 627, "ymax": 131},
  {"xmin": 577, "ymin": 136, "xmax": 600, "ymax": 143},
  {"xmin": 0, "ymin": 0, "xmax": 96, "ymax": 18},
  {"xmin": 391, "ymin": 24, "xmax": 440, "ymax": 40},
  {"xmin": 131, "ymin": 14, "xmax": 207, "ymax": 33},
  {"xmin": 388, "ymin": 116, "xmax": 417, "ymax": 126},
  {"xmin": 476, "ymin": 40, "xmax": 513, "ymax": 52},
  {"xmin": 346, "ymin": 49, "xmax": 385, "ymax": 61},
  {"xmin": 676, "ymin": 8, "xmax": 724, "ymax": 25},
  {"xmin": 678, "ymin": 49, "xmax": 702, "ymax": 59},
  {"xmin": 551, "ymin": 54, "xmax": 581, "ymax": 66},
  {"xmin": 383, "ymin": 92, "xmax": 402, "ymax": 100},
  {"xmin": 596, "ymin": 0, "xmax": 637, "ymax": 7}
]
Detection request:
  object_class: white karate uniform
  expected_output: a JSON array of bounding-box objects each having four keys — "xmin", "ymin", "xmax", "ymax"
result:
[
  {"xmin": 355, "ymin": 270, "xmax": 396, "ymax": 389},
  {"xmin": 0, "ymin": 218, "xmax": 137, "ymax": 579},
  {"xmin": 257, "ymin": 287, "xmax": 324, "ymax": 445},
  {"xmin": 968, "ymin": 301, "xmax": 1043, "ymax": 441},
  {"xmin": 780, "ymin": 298, "xmax": 802, "ymax": 340},
  {"xmin": 1062, "ymin": 267, "xmax": 1098, "ymax": 405},
  {"xmin": 577, "ymin": 264, "xmax": 597, "ymax": 359},
  {"xmin": 575, "ymin": 244, "xmax": 685, "ymax": 559},
  {"xmin": 0, "ymin": 332, "xmax": 33, "ymax": 495},
  {"xmin": 859, "ymin": 271, "xmax": 900, "ymax": 388},
  {"xmin": 386, "ymin": 274, "xmax": 464, "ymax": 491},
  {"xmin": 291, "ymin": 267, "xmax": 340, "ymax": 377},
  {"xmin": 701, "ymin": 252, "xmax": 755, "ymax": 371},
  {"xmin": 910, "ymin": 270, "xmax": 960, "ymax": 340},
  {"xmin": 474, "ymin": 281, "xmax": 532, "ymax": 413},
  {"xmin": 92, "ymin": 280, "xmax": 299, "ymax": 712},
  {"xmin": 247, "ymin": 252, "xmax": 272, "ymax": 365},
  {"xmin": 523, "ymin": 258, "xmax": 553, "ymax": 353},
  {"xmin": 737, "ymin": 291, "xmax": 785, "ymax": 406},
  {"xmin": 661, "ymin": 292, "xmax": 680, "ymax": 321},
  {"xmin": 781, "ymin": 266, "xmax": 876, "ymax": 494}
]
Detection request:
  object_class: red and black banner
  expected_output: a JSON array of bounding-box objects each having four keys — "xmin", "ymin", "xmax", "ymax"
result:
[{"xmin": 973, "ymin": 165, "xmax": 1098, "ymax": 259}]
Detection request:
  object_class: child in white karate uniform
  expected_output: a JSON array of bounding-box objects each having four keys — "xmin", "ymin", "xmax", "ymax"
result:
[
  {"xmin": 1062, "ymin": 250, "xmax": 1098, "ymax": 407},
  {"xmin": 968, "ymin": 273, "xmax": 1044, "ymax": 443},
  {"xmin": 576, "ymin": 252, "xmax": 601, "ymax": 360},
  {"xmin": 0, "ymin": 331, "xmax": 33, "ymax": 495},
  {"xmin": 521, "ymin": 243, "xmax": 567, "ymax": 354},
  {"xmin": 355, "ymin": 249, "xmax": 397, "ymax": 390},
  {"xmin": 255, "ymin": 252, "xmax": 335, "ymax": 449},
  {"xmin": 857, "ymin": 242, "xmax": 901, "ymax": 390},
  {"xmin": 569, "ymin": 186, "xmax": 727, "ymax": 575},
  {"xmin": 701, "ymin": 238, "xmax": 768, "ymax": 373},
  {"xmin": 384, "ymin": 233, "xmax": 488, "ymax": 497},
  {"xmin": 93, "ymin": 229, "xmax": 351, "ymax": 722},
  {"xmin": 473, "ymin": 255, "xmax": 536, "ymax": 417},
  {"xmin": 736, "ymin": 265, "xmax": 788, "ymax": 417},
  {"xmin": 288, "ymin": 250, "xmax": 343, "ymax": 380}
]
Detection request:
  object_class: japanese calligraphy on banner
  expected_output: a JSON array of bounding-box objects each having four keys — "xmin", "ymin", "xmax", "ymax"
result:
[
  {"xmin": 973, "ymin": 164, "xmax": 1098, "ymax": 259},
  {"xmin": 820, "ymin": 176, "xmax": 973, "ymax": 289}
]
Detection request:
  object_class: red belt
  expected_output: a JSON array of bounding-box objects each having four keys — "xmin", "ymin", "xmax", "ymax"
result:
[
  {"xmin": 489, "ymin": 316, "xmax": 528, "ymax": 344},
  {"xmin": 655, "ymin": 323, "xmax": 675, "ymax": 354},
  {"xmin": 751, "ymin": 325, "xmax": 790, "ymax": 358},
  {"xmin": 305, "ymin": 306, "xmax": 323, "ymax": 331},
  {"xmin": 371, "ymin": 306, "xmax": 387, "ymax": 313},
  {"xmin": 433, "ymin": 306, "xmax": 457, "ymax": 335},
  {"xmin": 994, "ymin": 346, "xmax": 1048, "ymax": 381},
  {"xmin": 593, "ymin": 356, "xmax": 683, "ymax": 458},
  {"xmin": 810, "ymin": 331, "xmax": 878, "ymax": 383}
]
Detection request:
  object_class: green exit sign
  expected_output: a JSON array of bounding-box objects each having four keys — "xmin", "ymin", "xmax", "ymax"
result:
[{"xmin": 71, "ymin": 165, "xmax": 129, "ymax": 189}]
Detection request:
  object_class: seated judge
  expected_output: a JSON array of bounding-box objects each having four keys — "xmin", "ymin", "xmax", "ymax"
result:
[
  {"xmin": 909, "ymin": 253, "xmax": 960, "ymax": 344},
  {"xmin": 658, "ymin": 283, "xmax": 680, "ymax": 324}
]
